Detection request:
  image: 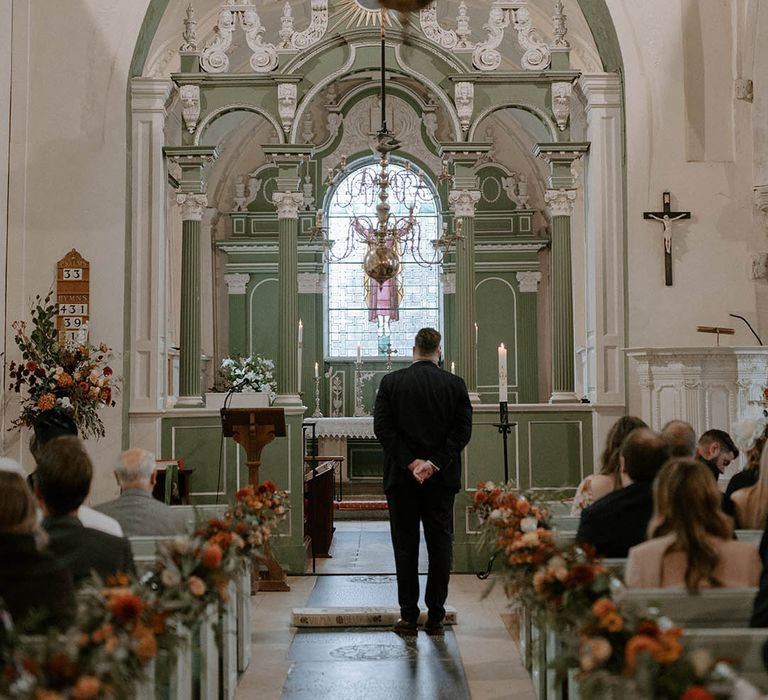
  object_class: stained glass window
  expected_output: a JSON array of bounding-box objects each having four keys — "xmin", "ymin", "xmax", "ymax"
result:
[{"xmin": 326, "ymin": 163, "xmax": 441, "ymax": 358}]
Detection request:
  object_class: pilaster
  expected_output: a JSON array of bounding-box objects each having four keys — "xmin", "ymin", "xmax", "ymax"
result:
[
  {"xmin": 577, "ymin": 73, "xmax": 626, "ymax": 406},
  {"xmin": 516, "ymin": 272, "xmax": 541, "ymax": 401},
  {"xmin": 225, "ymin": 273, "xmax": 250, "ymax": 358}
]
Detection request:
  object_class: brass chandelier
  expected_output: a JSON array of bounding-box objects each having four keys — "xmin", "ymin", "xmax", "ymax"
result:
[{"xmin": 311, "ymin": 12, "xmax": 460, "ymax": 286}]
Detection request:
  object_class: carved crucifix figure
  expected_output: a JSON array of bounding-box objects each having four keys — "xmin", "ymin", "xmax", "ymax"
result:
[{"xmin": 643, "ymin": 192, "xmax": 691, "ymax": 286}]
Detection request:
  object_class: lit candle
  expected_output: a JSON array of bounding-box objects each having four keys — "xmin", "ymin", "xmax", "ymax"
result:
[
  {"xmin": 297, "ymin": 321, "xmax": 303, "ymax": 395},
  {"xmin": 314, "ymin": 361, "xmax": 319, "ymax": 379},
  {"xmin": 298, "ymin": 319, "xmax": 303, "ymax": 344},
  {"xmin": 450, "ymin": 361, "xmax": 456, "ymax": 375},
  {"xmin": 356, "ymin": 343, "xmax": 362, "ymax": 363},
  {"xmin": 474, "ymin": 322, "xmax": 479, "ymax": 346},
  {"xmin": 498, "ymin": 343, "xmax": 508, "ymax": 403}
]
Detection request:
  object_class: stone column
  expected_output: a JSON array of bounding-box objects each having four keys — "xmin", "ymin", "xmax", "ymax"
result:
[
  {"xmin": 224, "ymin": 273, "xmax": 250, "ymax": 359},
  {"xmin": 545, "ymin": 189, "xmax": 578, "ymax": 403},
  {"xmin": 449, "ymin": 189, "xmax": 482, "ymax": 403},
  {"xmin": 273, "ymin": 192, "xmax": 305, "ymax": 407},
  {"xmin": 176, "ymin": 193, "xmax": 208, "ymax": 406},
  {"xmin": 578, "ymin": 74, "xmax": 626, "ymax": 405}
]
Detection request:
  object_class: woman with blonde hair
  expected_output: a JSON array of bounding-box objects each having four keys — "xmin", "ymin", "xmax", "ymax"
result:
[
  {"xmin": 570, "ymin": 415, "xmax": 648, "ymax": 515},
  {"xmin": 0, "ymin": 459, "xmax": 75, "ymax": 631},
  {"xmin": 731, "ymin": 441, "xmax": 768, "ymax": 529},
  {"xmin": 625, "ymin": 459, "xmax": 761, "ymax": 592}
]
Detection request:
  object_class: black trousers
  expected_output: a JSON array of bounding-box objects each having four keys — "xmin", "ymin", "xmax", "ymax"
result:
[{"xmin": 386, "ymin": 482, "xmax": 455, "ymax": 623}]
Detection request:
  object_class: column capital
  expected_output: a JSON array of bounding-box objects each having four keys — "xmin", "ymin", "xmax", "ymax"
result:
[
  {"xmin": 130, "ymin": 78, "xmax": 173, "ymax": 113},
  {"xmin": 754, "ymin": 185, "xmax": 768, "ymax": 235},
  {"xmin": 176, "ymin": 193, "xmax": 208, "ymax": 220},
  {"xmin": 448, "ymin": 189, "xmax": 481, "ymax": 218},
  {"xmin": 576, "ymin": 73, "xmax": 622, "ymax": 110},
  {"xmin": 516, "ymin": 271, "xmax": 542, "ymax": 293},
  {"xmin": 224, "ymin": 273, "xmax": 250, "ymax": 295},
  {"xmin": 545, "ymin": 189, "xmax": 577, "ymax": 217},
  {"xmin": 298, "ymin": 272, "xmax": 325, "ymax": 294},
  {"xmin": 272, "ymin": 191, "xmax": 305, "ymax": 220},
  {"xmin": 534, "ymin": 142, "xmax": 589, "ymax": 189}
]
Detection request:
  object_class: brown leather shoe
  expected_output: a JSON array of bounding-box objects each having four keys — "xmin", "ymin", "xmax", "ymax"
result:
[{"xmin": 393, "ymin": 618, "xmax": 418, "ymax": 636}]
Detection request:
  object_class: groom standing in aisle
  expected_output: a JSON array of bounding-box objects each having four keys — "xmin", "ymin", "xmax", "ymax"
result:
[{"xmin": 374, "ymin": 327, "xmax": 473, "ymax": 636}]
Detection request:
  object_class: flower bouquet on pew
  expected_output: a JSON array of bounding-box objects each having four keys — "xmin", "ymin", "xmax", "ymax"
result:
[
  {"xmin": 0, "ymin": 574, "xmax": 159, "ymax": 700},
  {"xmin": 573, "ymin": 598, "xmax": 729, "ymax": 700},
  {"xmin": 195, "ymin": 481, "xmax": 290, "ymax": 563}
]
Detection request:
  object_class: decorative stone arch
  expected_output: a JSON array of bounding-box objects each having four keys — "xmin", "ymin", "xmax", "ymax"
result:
[
  {"xmin": 469, "ymin": 103, "xmax": 558, "ymax": 143},
  {"xmin": 194, "ymin": 104, "xmax": 284, "ymax": 146}
]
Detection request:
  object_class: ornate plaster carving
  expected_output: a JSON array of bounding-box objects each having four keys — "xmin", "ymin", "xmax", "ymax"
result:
[
  {"xmin": 278, "ymin": 0, "xmax": 328, "ymax": 51},
  {"xmin": 441, "ymin": 272, "xmax": 456, "ymax": 294},
  {"xmin": 180, "ymin": 84, "xmax": 200, "ymax": 133},
  {"xmin": 455, "ymin": 82, "xmax": 474, "ymax": 133},
  {"xmin": 224, "ymin": 273, "xmax": 250, "ymax": 295},
  {"xmin": 277, "ymin": 82, "xmax": 297, "ymax": 134},
  {"xmin": 233, "ymin": 176, "xmax": 248, "ymax": 212},
  {"xmin": 301, "ymin": 112, "xmax": 315, "ymax": 144},
  {"xmin": 455, "ymin": 2, "xmax": 473, "ymax": 49},
  {"xmin": 551, "ymin": 82, "xmax": 572, "ymax": 131},
  {"xmin": 754, "ymin": 185, "xmax": 768, "ymax": 234},
  {"xmin": 501, "ymin": 172, "xmax": 530, "ymax": 208},
  {"xmin": 448, "ymin": 189, "xmax": 481, "ymax": 218},
  {"xmin": 298, "ymin": 272, "xmax": 325, "ymax": 294},
  {"xmin": 544, "ymin": 189, "xmax": 577, "ymax": 217},
  {"xmin": 176, "ymin": 193, "xmax": 208, "ymax": 221},
  {"xmin": 420, "ymin": 5, "xmax": 459, "ymax": 50},
  {"xmin": 423, "ymin": 110, "xmax": 438, "ymax": 141},
  {"xmin": 322, "ymin": 94, "xmax": 441, "ymax": 176},
  {"xmin": 180, "ymin": 4, "xmax": 198, "ymax": 52},
  {"xmin": 200, "ymin": 2, "xmax": 278, "ymax": 74},
  {"xmin": 302, "ymin": 175, "xmax": 315, "ymax": 211},
  {"xmin": 516, "ymin": 271, "xmax": 541, "ymax": 293},
  {"xmin": 751, "ymin": 253, "xmax": 768, "ymax": 280},
  {"xmin": 272, "ymin": 191, "xmax": 304, "ymax": 219},
  {"xmin": 552, "ymin": 0, "xmax": 569, "ymax": 48},
  {"xmin": 511, "ymin": 5, "xmax": 551, "ymax": 70},
  {"xmin": 472, "ymin": 4, "xmax": 509, "ymax": 71}
]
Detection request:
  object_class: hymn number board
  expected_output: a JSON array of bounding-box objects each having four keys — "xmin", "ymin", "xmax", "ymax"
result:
[{"xmin": 56, "ymin": 249, "xmax": 90, "ymax": 344}]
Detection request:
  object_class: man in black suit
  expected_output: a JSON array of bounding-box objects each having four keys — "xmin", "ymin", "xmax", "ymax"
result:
[
  {"xmin": 576, "ymin": 429, "xmax": 669, "ymax": 558},
  {"xmin": 35, "ymin": 436, "xmax": 136, "ymax": 583},
  {"xmin": 374, "ymin": 328, "xmax": 472, "ymax": 636},
  {"xmin": 695, "ymin": 429, "xmax": 739, "ymax": 484}
]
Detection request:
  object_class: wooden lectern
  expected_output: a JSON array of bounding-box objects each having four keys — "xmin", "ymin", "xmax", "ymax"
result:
[{"xmin": 221, "ymin": 407, "xmax": 289, "ymax": 591}]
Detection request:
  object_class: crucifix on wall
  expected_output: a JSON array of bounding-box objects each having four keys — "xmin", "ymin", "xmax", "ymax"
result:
[{"xmin": 643, "ymin": 192, "xmax": 691, "ymax": 286}]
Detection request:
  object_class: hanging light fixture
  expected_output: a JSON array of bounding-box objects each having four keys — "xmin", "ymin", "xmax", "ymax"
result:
[{"xmin": 311, "ymin": 10, "xmax": 460, "ymax": 285}]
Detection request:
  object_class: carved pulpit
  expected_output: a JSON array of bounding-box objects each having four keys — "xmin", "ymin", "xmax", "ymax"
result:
[{"xmin": 221, "ymin": 407, "xmax": 289, "ymax": 591}]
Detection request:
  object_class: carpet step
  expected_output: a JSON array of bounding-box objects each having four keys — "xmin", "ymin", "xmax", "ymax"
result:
[{"xmin": 292, "ymin": 606, "xmax": 457, "ymax": 628}]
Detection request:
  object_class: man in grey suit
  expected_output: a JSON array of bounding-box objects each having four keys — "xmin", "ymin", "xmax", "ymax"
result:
[{"xmin": 94, "ymin": 448, "xmax": 187, "ymax": 537}]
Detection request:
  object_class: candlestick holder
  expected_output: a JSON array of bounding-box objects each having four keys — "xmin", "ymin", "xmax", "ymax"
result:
[
  {"xmin": 311, "ymin": 374, "xmax": 323, "ymax": 418},
  {"xmin": 478, "ymin": 401, "xmax": 517, "ymax": 580}
]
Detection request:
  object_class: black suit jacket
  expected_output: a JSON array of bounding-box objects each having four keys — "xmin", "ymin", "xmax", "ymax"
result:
[
  {"xmin": 0, "ymin": 533, "xmax": 75, "ymax": 632},
  {"xmin": 576, "ymin": 481, "xmax": 654, "ymax": 558},
  {"xmin": 43, "ymin": 515, "xmax": 136, "ymax": 583},
  {"xmin": 374, "ymin": 360, "xmax": 473, "ymax": 493},
  {"xmin": 751, "ymin": 527, "xmax": 768, "ymax": 627}
]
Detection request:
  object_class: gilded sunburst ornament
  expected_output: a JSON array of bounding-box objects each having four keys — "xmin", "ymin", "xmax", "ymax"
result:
[{"xmin": 334, "ymin": 0, "xmax": 399, "ymax": 28}]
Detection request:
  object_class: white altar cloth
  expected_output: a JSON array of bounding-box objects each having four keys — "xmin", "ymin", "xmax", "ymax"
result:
[{"xmin": 305, "ymin": 417, "xmax": 376, "ymax": 439}]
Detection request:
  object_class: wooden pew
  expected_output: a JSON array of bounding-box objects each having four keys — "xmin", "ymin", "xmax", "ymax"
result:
[
  {"xmin": 170, "ymin": 504, "xmax": 229, "ymax": 532},
  {"xmin": 736, "ymin": 530, "xmax": 764, "ymax": 545}
]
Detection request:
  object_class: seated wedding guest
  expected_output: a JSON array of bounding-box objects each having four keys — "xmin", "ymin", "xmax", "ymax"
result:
[
  {"xmin": 35, "ymin": 436, "xmax": 135, "ymax": 582},
  {"xmin": 726, "ymin": 416, "xmax": 768, "ymax": 503},
  {"xmin": 626, "ymin": 459, "xmax": 760, "ymax": 591},
  {"xmin": 570, "ymin": 415, "xmax": 647, "ymax": 515},
  {"xmin": 576, "ymin": 429, "xmax": 669, "ymax": 557},
  {"xmin": 696, "ymin": 429, "xmax": 739, "ymax": 484},
  {"xmin": 29, "ymin": 410, "xmax": 123, "ymax": 537},
  {"xmin": 731, "ymin": 442, "xmax": 768, "ymax": 530},
  {"xmin": 660, "ymin": 420, "xmax": 697, "ymax": 458},
  {"xmin": 94, "ymin": 448, "xmax": 186, "ymax": 536},
  {"xmin": 0, "ymin": 458, "xmax": 75, "ymax": 632}
]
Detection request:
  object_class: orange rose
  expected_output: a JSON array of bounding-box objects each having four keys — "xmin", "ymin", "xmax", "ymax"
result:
[
  {"xmin": 655, "ymin": 628, "xmax": 683, "ymax": 664},
  {"xmin": 72, "ymin": 676, "xmax": 101, "ymax": 699},
  {"xmin": 202, "ymin": 543, "xmax": 224, "ymax": 569},
  {"xmin": 599, "ymin": 612, "xmax": 624, "ymax": 633},
  {"xmin": 56, "ymin": 372, "xmax": 73, "ymax": 387},
  {"xmin": 188, "ymin": 576, "xmax": 207, "ymax": 597},
  {"xmin": 109, "ymin": 593, "xmax": 144, "ymax": 626},
  {"xmin": 591, "ymin": 598, "xmax": 616, "ymax": 618},
  {"xmin": 36, "ymin": 393, "xmax": 56, "ymax": 411},
  {"xmin": 625, "ymin": 634, "xmax": 662, "ymax": 674}
]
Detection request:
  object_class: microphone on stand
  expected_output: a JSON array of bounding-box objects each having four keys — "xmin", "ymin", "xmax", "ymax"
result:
[{"xmin": 729, "ymin": 313, "xmax": 764, "ymax": 346}]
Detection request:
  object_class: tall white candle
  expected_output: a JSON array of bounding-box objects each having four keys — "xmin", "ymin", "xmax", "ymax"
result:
[
  {"xmin": 297, "ymin": 320, "xmax": 303, "ymax": 395},
  {"xmin": 298, "ymin": 319, "xmax": 303, "ymax": 343},
  {"xmin": 474, "ymin": 322, "xmax": 479, "ymax": 346},
  {"xmin": 357, "ymin": 343, "xmax": 362, "ymax": 363},
  {"xmin": 498, "ymin": 343, "xmax": 508, "ymax": 403},
  {"xmin": 450, "ymin": 361, "xmax": 456, "ymax": 375},
  {"xmin": 314, "ymin": 361, "xmax": 319, "ymax": 379}
]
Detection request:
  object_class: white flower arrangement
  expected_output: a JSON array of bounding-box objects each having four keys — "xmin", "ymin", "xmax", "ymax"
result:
[
  {"xmin": 731, "ymin": 406, "xmax": 768, "ymax": 453},
  {"xmin": 215, "ymin": 354, "xmax": 276, "ymax": 397}
]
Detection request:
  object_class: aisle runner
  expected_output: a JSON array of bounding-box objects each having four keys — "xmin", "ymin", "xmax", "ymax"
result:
[{"xmin": 281, "ymin": 576, "xmax": 469, "ymax": 699}]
